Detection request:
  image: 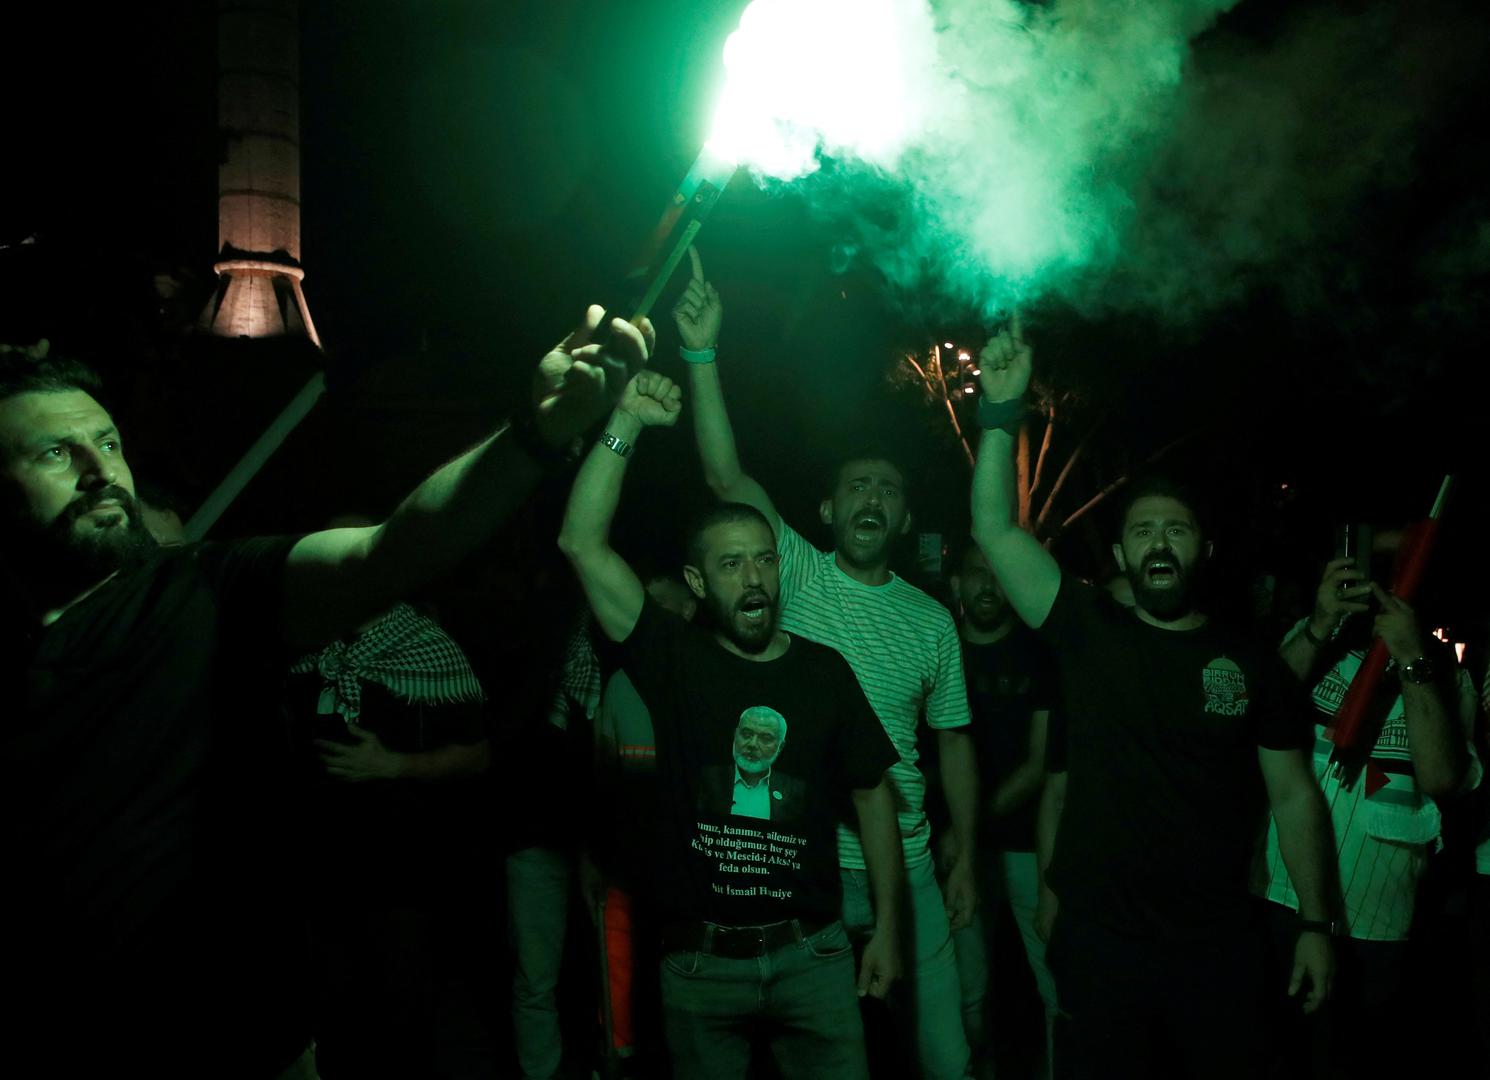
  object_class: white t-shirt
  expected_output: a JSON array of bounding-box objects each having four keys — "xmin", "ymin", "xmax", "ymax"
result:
[
  {"xmin": 1256, "ymin": 624, "xmax": 1482, "ymax": 939},
  {"xmin": 774, "ymin": 519, "xmax": 970, "ymax": 869}
]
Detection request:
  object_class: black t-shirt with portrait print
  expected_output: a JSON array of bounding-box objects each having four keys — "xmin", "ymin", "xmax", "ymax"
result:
[
  {"xmin": 617, "ymin": 600, "xmax": 899, "ymax": 927},
  {"xmin": 1039, "ymin": 576, "xmax": 1313, "ymax": 940},
  {"xmin": 1, "ymin": 537, "xmax": 310, "ymax": 1078}
]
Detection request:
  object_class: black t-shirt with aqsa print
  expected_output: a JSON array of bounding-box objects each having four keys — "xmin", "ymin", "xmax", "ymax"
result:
[
  {"xmin": 1040, "ymin": 576, "xmax": 1312, "ymax": 940},
  {"xmin": 617, "ymin": 601, "xmax": 899, "ymax": 928}
]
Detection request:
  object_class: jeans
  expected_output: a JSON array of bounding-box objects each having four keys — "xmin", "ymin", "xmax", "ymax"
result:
[
  {"xmin": 843, "ymin": 859, "xmax": 972, "ymax": 1080},
  {"xmin": 953, "ymin": 850, "xmax": 1060, "ymax": 1076},
  {"xmin": 506, "ymin": 846, "xmax": 573, "ymax": 1080},
  {"xmin": 659, "ymin": 919, "xmax": 868, "ymax": 1080}
]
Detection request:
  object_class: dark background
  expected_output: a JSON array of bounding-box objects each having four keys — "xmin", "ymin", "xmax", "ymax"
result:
[{"xmin": 3, "ymin": 0, "xmax": 1488, "ymax": 634}]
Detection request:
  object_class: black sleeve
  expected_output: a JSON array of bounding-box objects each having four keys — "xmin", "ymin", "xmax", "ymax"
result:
[
  {"xmin": 1027, "ymin": 637, "xmax": 1060, "ymax": 714},
  {"xmin": 1044, "ymin": 706, "xmax": 1068, "ymax": 773},
  {"xmin": 1251, "ymin": 652, "xmax": 1316, "ymax": 752},
  {"xmin": 196, "ymin": 535, "xmax": 301, "ymax": 664},
  {"xmin": 832, "ymin": 655, "xmax": 901, "ymax": 791},
  {"xmin": 613, "ymin": 599, "xmax": 684, "ymax": 711},
  {"xmin": 1036, "ymin": 574, "xmax": 1098, "ymax": 653}
]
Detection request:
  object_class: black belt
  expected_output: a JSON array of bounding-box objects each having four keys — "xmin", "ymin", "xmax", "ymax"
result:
[{"xmin": 661, "ymin": 917, "xmax": 831, "ymax": 959}]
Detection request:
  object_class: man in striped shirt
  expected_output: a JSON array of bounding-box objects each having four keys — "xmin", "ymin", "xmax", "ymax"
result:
[
  {"xmin": 1258, "ymin": 553, "xmax": 1479, "ymax": 1077},
  {"xmin": 675, "ymin": 253, "xmax": 979, "ymax": 1080}
]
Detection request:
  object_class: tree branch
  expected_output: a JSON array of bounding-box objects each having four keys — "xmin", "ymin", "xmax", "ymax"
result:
[
  {"xmin": 1016, "ymin": 421, "xmax": 1033, "ymax": 529},
  {"xmin": 1056, "ymin": 429, "xmax": 1200, "ymax": 534},
  {"xmin": 1030, "ymin": 402, "xmax": 1056, "ymax": 497}
]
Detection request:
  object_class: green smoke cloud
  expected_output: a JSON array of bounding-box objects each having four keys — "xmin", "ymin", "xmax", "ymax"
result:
[
  {"xmin": 727, "ymin": 0, "xmax": 1240, "ymax": 319},
  {"xmin": 731, "ymin": 0, "xmax": 1481, "ymax": 329}
]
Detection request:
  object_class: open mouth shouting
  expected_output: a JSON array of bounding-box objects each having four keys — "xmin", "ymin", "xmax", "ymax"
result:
[
  {"xmin": 851, "ymin": 512, "xmax": 886, "ymax": 545},
  {"xmin": 738, "ymin": 592, "xmax": 771, "ymax": 623},
  {"xmin": 1143, "ymin": 553, "xmax": 1181, "ymax": 589}
]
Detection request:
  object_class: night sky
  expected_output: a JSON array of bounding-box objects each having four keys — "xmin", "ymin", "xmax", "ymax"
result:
[{"xmin": 4, "ymin": 0, "xmax": 1488, "ymax": 629}]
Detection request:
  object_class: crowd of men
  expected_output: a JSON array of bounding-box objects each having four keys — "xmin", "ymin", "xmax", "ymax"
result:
[{"xmin": 3, "ymin": 258, "xmax": 1487, "ymax": 1080}]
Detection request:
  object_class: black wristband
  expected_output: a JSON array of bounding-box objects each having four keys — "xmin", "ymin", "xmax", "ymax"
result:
[
  {"xmin": 1301, "ymin": 621, "xmax": 1329, "ymax": 648},
  {"xmin": 507, "ymin": 411, "xmax": 579, "ymax": 470},
  {"xmin": 977, "ymin": 395, "xmax": 1026, "ymax": 433},
  {"xmin": 1298, "ymin": 918, "xmax": 1336, "ymax": 936}
]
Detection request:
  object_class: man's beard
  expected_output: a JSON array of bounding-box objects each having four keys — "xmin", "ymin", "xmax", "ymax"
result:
[
  {"xmin": 705, "ymin": 587, "xmax": 777, "ymax": 654},
  {"xmin": 735, "ymin": 748, "xmax": 780, "ymax": 777},
  {"xmin": 1126, "ymin": 550, "xmax": 1201, "ymax": 621},
  {"xmin": 963, "ymin": 590, "xmax": 1011, "ymax": 633},
  {"xmin": 31, "ymin": 486, "xmax": 159, "ymax": 582}
]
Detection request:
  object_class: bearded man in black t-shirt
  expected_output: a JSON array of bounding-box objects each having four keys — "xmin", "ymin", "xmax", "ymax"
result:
[
  {"xmin": 966, "ymin": 318, "xmax": 1339, "ymax": 1080},
  {"xmin": 559, "ymin": 369, "xmax": 904, "ymax": 1080},
  {"xmin": 0, "ymin": 311, "xmax": 649, "ymax": 1080}
]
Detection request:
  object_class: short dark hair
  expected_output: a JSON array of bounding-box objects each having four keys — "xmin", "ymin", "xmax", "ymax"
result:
[
  {"xmin": 945, "ymin": 536, "xmax": 983, "ymax": 576},
  {"xmin": 1113, "ymin": 473, "xmax": 1205, "ymax": 540},
  {"xmin": 685, "ymin": 502, "xmax": 775, "ymax": 568},
  {"xmin": 826, "ymin": 445, "xmax": 910, "ymax": 499},
  {"xmin": 0, "ymin": 351, "xmax": 103, "ymax": 403}
]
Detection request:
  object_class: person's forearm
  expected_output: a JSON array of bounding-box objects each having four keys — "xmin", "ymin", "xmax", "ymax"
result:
[
  {"xmin": 1401, "ymin": 679, "xmax": 1469, "ymax": 797},
  {"xmin": 1272, "ymin": 785, "xmax": 1338, "ymax": 922},
  {"xmin": 854, "ymin": 780, "xmax": 904, "ymax": 935},
  {"xmin": 686, "ymin": 360, "xmax": 749, "ymax": 497},
  {"xmin": 991, "ymin": 757, "xmax": 1044, "ymax": 819},
  {"xmin": 1035, "ymin": 772, "xmax": 1066, "ymax": 890},
  {"xmin": 1279, "ymin": 616, "xmax": 1337, "ymax": 681},
  {"xmin": 364, "ymin": 430, "xmax": 542, "ymax": 601},
  {"xmin": 939, "ymin": 730, "xmax": 980, "ymax": 867},
  {"xmin": 558, "ymin": 410, "xmax": 642, "ymax": 558},
  {"xmin": 393, "ymin": 739, "xmax": 491, "ymax": 782},
  {"xmin": 970, "ymin": 426, "xmax": 1019, "ymax": 549}
]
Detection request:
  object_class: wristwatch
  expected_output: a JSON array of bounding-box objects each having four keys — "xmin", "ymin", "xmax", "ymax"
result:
[
  {"xmin": 1399, "ymin": 656, "xmax": 1437, "ymax": 685},
  {"xmin": 1297, "ymin": 918, "xmax": 1337, "ymax": 937}
]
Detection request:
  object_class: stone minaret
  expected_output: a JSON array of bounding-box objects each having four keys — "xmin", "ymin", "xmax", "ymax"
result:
[{"xmin": 201, "ymin": 0, "xmax": 320, "ymax": 345}]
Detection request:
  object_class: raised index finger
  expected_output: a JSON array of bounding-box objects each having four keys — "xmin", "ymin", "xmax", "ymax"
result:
[{"xmin": 688, "ymin": 245, "xmax": 705, "ymax": 283}]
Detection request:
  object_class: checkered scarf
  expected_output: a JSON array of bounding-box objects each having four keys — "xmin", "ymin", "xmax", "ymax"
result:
[
  {"xmin": 290, "ymin": 602, "xmax": 484, "ymax": 721},
  {"xmin": 547, "ymin": 614, "xmax": 602, "ymax": 730}
]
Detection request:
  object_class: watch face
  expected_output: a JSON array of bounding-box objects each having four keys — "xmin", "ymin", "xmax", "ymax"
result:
[{"xmin": 1402, "ymin": 658, "xmax": 1435, "ymax": 684}]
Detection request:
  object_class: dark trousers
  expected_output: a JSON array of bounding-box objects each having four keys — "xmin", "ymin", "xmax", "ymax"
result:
[
  {"xmin": 1045, "ymin": 913, "xmax": 1269, "ymax": 1080},
  {"xmin": 659, "ymin": 920, "xmax": 868, "ymax": 1080},
  {"xmin": 1262, "ymin": 901, "xmax": 1410, "ymax": 1080}
]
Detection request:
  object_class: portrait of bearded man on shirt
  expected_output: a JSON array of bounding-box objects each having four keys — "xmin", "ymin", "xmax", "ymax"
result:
[{"xmin": 699, "ymin": 706, "xmax": 807, "ymax": 823}]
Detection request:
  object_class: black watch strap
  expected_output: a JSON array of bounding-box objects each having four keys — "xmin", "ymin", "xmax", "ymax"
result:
[
  {"xmin": 1298, "ymin": 918, "xmax": 1336, "ymax": 936},
  {"xmin": 1399, "ymin": 656, "xmax": 1436, "ymax": 685},
  {"xmin": 508, "ymin": 411, "xmax": 579, "ymax": 470}
]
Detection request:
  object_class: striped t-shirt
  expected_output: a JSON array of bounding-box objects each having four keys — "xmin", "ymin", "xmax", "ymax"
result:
[
  {"xmin": 775, "ymin": 519, "xmax": 970, "ymax": 869},
  {"xmin": 1257, "ymin": 624, "xmax": 1482, "ymax": 940}
]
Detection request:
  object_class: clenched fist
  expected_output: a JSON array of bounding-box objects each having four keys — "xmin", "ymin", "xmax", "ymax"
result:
[{"xmin": 618, "ymin": 370, "xmax": 683, "ymax": 428}]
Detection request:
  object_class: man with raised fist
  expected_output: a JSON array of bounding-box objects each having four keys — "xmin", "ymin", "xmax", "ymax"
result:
[
  {"xmin": 559, "ymin": 369, "xmax": 904, "ymax": 1080},
  {"xmin": 969, "ymin": 318, "xmax": 1336, "ymax": 1080}
]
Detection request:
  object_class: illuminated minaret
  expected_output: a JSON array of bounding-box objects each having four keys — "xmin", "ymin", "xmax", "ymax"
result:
[{"xmin": 201, "ymin": 0, "xmax": 320, "ymax": 345}]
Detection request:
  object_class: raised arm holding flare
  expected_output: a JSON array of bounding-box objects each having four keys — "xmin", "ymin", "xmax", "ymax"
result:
[
  {"xmin": 675, "ymin": 250, "xmax": 978, "ymax": 1080},
  {"xmin": 0, "ymin": 305, "xmax": 648, "ymax": 1076},
  {"xmin": 283, "ymin": 308, "xmax": 654, "ymax": 651}
]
